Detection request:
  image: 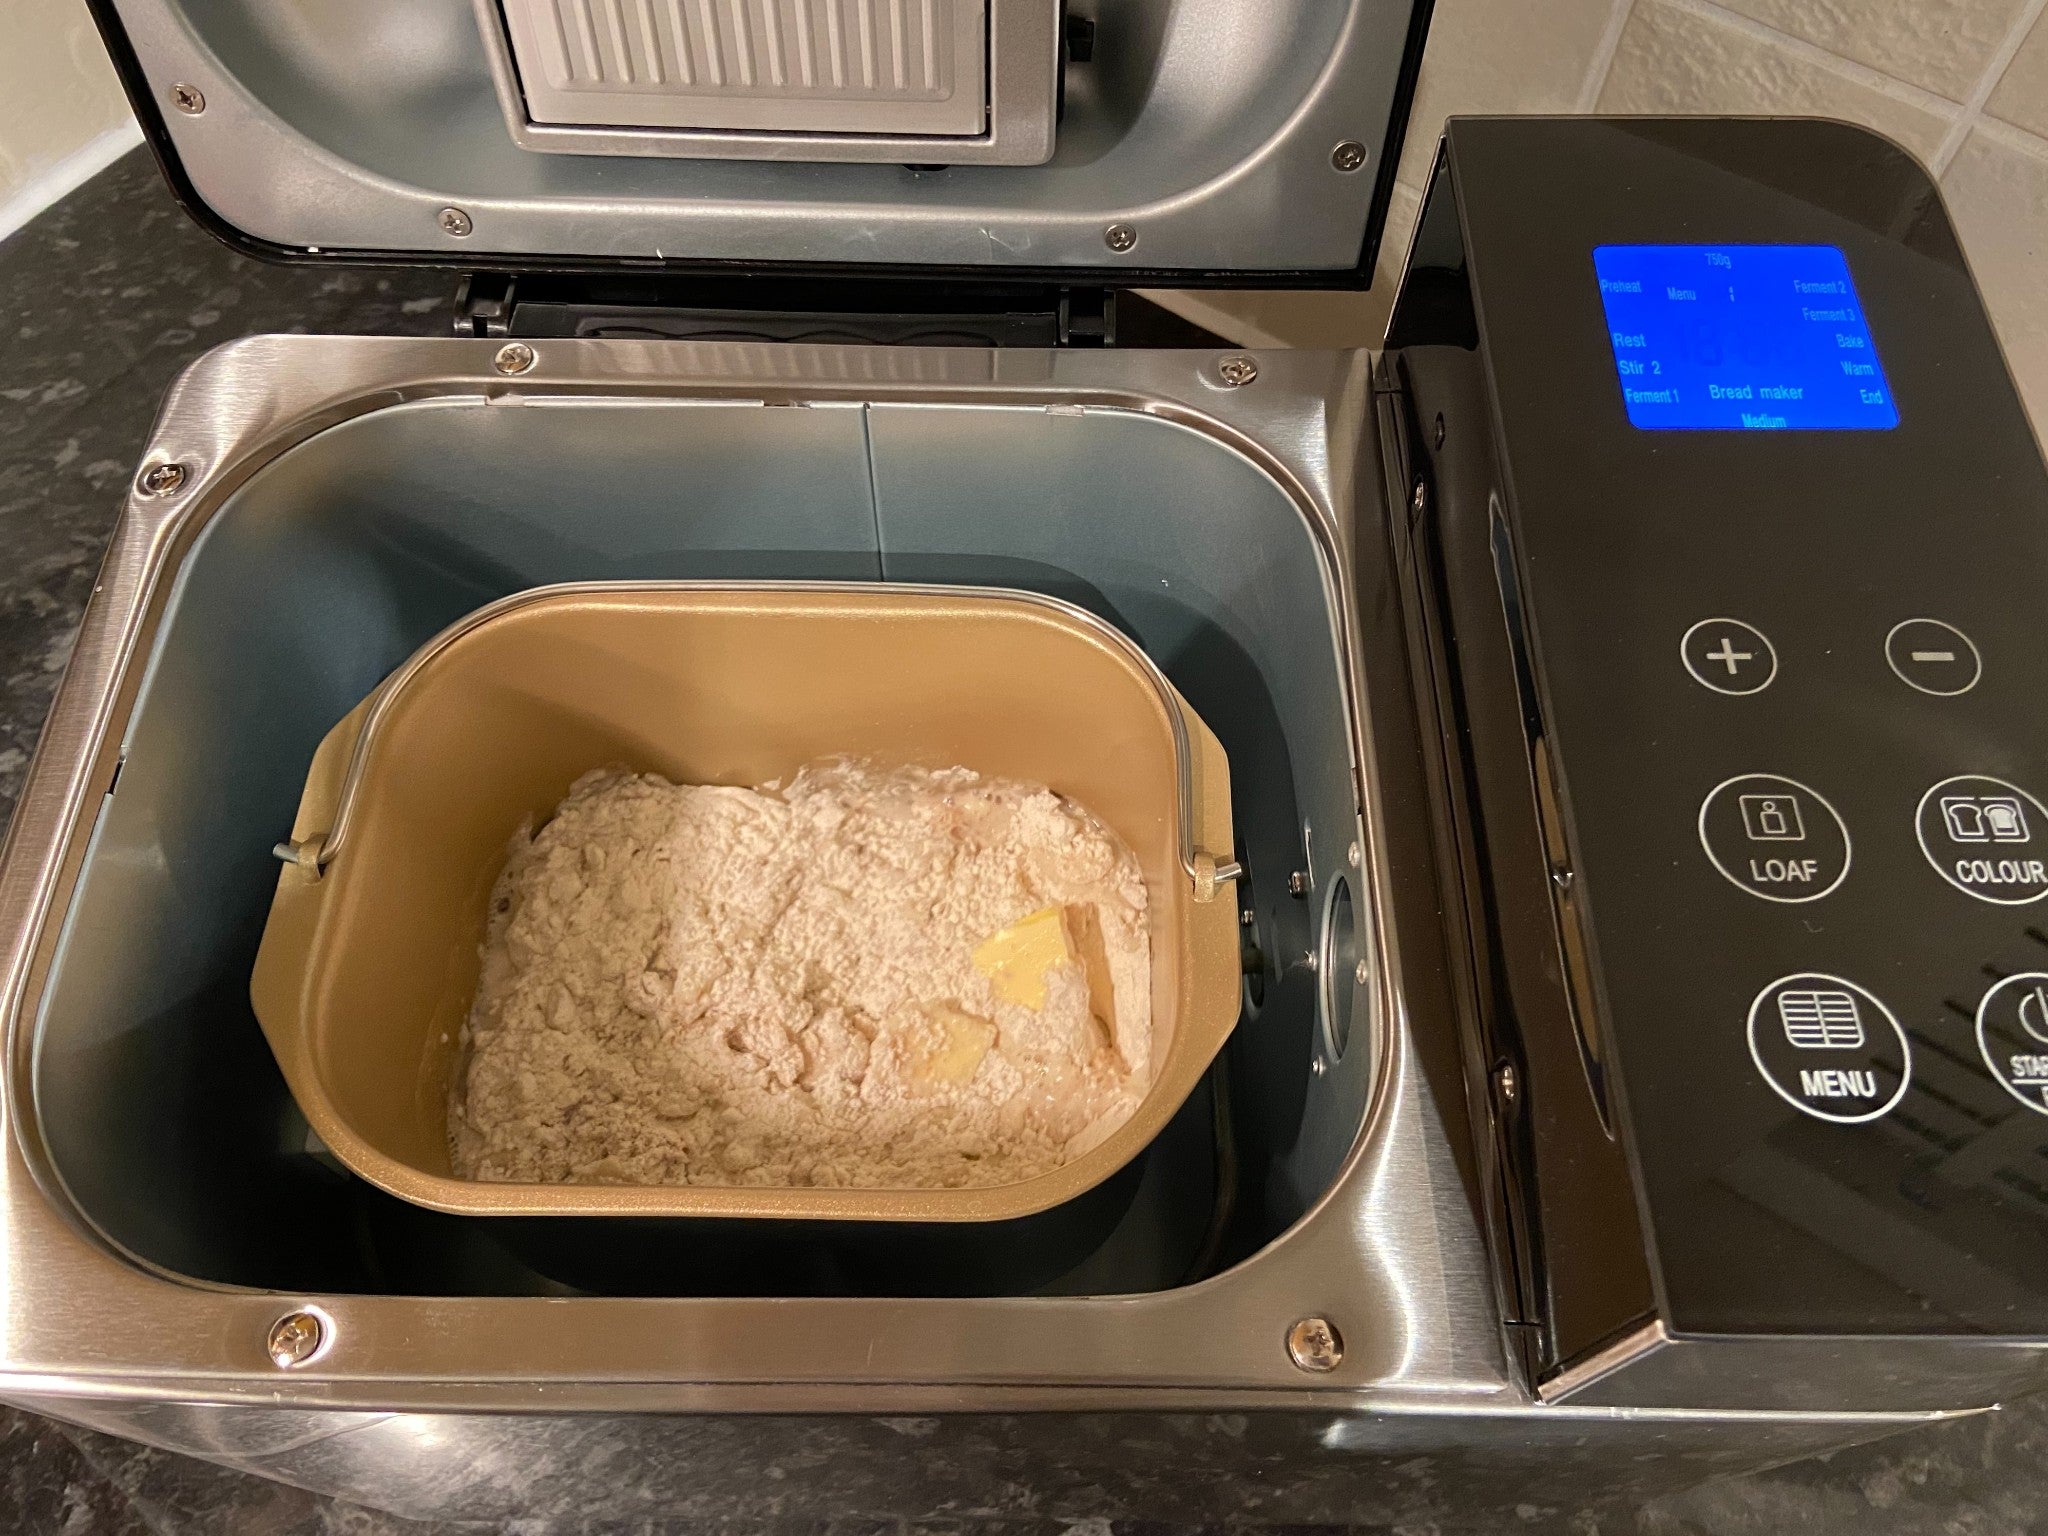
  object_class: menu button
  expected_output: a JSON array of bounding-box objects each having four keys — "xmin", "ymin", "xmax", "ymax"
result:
[{"xmin": 1748, "ymin": 973, "xmax": 1910, "ymax": 1124}]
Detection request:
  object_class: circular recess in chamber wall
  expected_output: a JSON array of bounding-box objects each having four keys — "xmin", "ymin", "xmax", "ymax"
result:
[{"xmin": 1320, "ymin": 875, "xmax": 1360, "ymax": 1062}]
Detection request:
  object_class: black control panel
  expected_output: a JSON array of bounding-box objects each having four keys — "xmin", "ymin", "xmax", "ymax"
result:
[{"xmin": 1396, "ymin": 119, "xmax": 2048, "ymax": 1355}]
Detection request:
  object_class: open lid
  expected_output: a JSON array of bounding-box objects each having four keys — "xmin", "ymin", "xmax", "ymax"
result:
[{"xmin": 86, "ymin": 0, "xmax": 1432, "ymax": 288}]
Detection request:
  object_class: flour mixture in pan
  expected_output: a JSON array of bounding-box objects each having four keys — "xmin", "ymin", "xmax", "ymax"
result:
[{"xmin": 451, "ymin": 762, "xmax": 1151, "ymax": 1188}]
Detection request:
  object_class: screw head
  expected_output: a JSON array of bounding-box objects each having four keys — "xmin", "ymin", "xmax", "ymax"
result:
[
  {"xmin": 1495, "ymin": 1063, "xmax": 1519, "ymax": 1105},
  {"xmin": 1216, "ymin": 355, "xmax": 1259, "ymax": 387},
  {"xmin": 1287, "ymin": 1316, "xmax": 1344, "ymax": 1372},
  {"xmin": 1354, "ymin": 958, "xmax": 1371, "ymax": 987},
  {"xmin": 1331, "ymin": 140, "xmax": 1367, "ymax": 173},
  {"xmin": 1410, "ymin": 479, "xmax": 1428, "ymax": 515},
  {"xmin": 1346, "ymin": 840, "xmax": 1360, "ymax": 868},
  {"xmin": 1103, "ymin": 223, "xmax": 1138, "ymax": 253},
  {"xmin": 439, "ymin": 206, "xmax": 474, "ymax": 238},
  {"xmin": 1287, "ymin": 870, "xmax": 1310, "ymax": 898},
  {"xmin": 171, "ymin": 84, "xmax": 205, "ymax": 115},
  {"xmin": 266, "ymin": 1310, "xmax": 326, "ymax": 1368},
  {"xmin": 135, "ymin": 462, "xmax": 188, "ymax": 497},
  {"xmin": 494, "ymin": 341, "xmax": 537, "ymax": 376}
]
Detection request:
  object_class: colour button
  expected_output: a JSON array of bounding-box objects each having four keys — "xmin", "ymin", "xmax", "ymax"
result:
[{"xmin": 1915, "ymin": 776, "xmax": 2048, "ymax": 905}]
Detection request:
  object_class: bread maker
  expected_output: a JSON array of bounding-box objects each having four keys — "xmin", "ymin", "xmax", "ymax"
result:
[{"xmin": 2, "ymin": 0, "xmax": 2045, "ymax": 1520}]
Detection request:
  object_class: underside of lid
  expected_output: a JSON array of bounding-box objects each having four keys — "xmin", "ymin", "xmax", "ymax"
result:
[{"xmin": 86, "ymin": 0, "xmax": 1434, "ymax": 287}]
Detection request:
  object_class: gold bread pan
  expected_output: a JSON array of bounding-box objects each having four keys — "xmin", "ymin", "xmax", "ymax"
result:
[{"xmin": 251, "ymin": 582, "xmax": 1243, "ymax": 1221}]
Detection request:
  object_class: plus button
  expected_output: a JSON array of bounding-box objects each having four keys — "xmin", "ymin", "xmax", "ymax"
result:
[
  {"xmin": 1705, "ymin": 637, "xmax": 1753, "ymax": 675},
  {"xmin": 1682, "ymin": 619, "xmax": 1777, "ymax": 696}
]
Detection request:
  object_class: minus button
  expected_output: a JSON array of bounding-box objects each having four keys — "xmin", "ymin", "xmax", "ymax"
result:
[{"xmin": 1885, "ymin": 619, "xmax": 1982, "ymax": 696}]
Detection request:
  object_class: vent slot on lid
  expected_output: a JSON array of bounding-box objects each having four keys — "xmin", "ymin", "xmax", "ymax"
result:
[{"xmin": 502, "ymin": 0, "xmax": 988, "ymax": 138}]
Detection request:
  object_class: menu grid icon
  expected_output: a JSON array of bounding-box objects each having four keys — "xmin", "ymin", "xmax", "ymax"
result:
[{"xmin": 1777, "ymin": 990, "xmax": 1866, "ymax": 1050}]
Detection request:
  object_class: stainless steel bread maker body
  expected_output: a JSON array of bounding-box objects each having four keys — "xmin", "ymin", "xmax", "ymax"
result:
[{"xmin": 4, "ymin": 0, "xmax": 2047, "ymax": 1520}]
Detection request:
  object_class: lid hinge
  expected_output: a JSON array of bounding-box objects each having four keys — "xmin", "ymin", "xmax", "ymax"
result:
[
  {"xmin": 1057, "ymin": 287, "xmax": 1113, "ymax": 347},
  {"xmin": 454, "ymin": 273, "xmax": 518, "ymax": 337}
]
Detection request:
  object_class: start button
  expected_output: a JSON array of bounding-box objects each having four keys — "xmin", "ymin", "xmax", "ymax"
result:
[
  {"xmin": 1976, "ymin": 973, "xmax": 2048, "ymax": 1116},
  {"xmin": 1916, "ymin": 775, "xmax": 2048, "ymax": 905}
]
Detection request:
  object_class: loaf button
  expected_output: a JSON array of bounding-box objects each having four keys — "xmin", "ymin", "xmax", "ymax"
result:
[{"xmin": 1698, "ymin": 774, "xmax": 1851, "ymax": 903}]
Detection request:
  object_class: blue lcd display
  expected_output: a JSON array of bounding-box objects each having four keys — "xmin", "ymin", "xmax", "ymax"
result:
[{"xmin": 1592, "ymin": 244, "xmax": 1898, "ymax": 430}]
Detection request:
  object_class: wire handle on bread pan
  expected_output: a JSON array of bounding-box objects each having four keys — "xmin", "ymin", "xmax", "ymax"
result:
[{"xmin": 271, "ymin": 582, "xmax": 1243, "ymax": 900}]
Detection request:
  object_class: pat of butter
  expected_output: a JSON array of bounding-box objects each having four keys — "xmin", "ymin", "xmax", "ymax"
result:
[
  {"xmin": 973, "ymin": 905, "xmax": 1074, "ymax": 1011},
  {"xmin": 912, "ymin": 1004, "xmax": 997, "ymax": 1085}
]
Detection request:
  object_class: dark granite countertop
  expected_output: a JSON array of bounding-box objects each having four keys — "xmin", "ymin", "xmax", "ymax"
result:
[{"xmin": 0, "ymin": 150, "xmax": 2043, "ymax": 1536}]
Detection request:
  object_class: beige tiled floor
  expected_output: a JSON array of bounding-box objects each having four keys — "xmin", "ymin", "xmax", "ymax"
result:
[{"xmin": 1159, "ymin": 0, "xmax": 2048, "ymax": 433}]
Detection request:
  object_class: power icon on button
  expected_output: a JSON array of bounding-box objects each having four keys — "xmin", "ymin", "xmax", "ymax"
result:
[{"xmin": 2020, "ymin": 985, "xmax": 2048, "ymax": 1045}]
